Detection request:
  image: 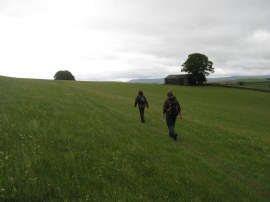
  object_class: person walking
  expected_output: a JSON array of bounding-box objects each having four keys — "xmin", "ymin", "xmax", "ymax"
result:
[
  {"xmin": 163, "ymin": 91, "xmax": 182, "ymax": 140},
  {"xmin": 134, "ymin": 90, "xmax": 149, "ymax": 123}
]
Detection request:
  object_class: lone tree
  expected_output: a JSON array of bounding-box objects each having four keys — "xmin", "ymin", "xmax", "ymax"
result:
[
  {"xmin": 181, "ymin": 53, "xmax": 214, "ymax": 85},
  {"xmin": 54, "ymin": 70, "xmax": 75, "ymax": 80}
]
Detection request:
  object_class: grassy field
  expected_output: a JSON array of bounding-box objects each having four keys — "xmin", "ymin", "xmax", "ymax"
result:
[
  {"xmin": 217, "ymin": 78, "xmax": 270, "ymax": 92},
  {"xmin": 0, "ymin": 76, "xmax": 269, "ymax": 201}
]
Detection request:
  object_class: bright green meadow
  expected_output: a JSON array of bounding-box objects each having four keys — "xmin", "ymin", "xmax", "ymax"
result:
[{"xmin": 0, "ymin": 76, "xmax": 269, "ymax": 201}]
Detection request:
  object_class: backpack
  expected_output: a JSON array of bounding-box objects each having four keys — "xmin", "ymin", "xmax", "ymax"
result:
[
  {"xmin": 167, "ymin": 97, "xmax": 179, "ymax": 115},
  {"xmin": 138, "ymin": 95, "xmax": 145, "ymax": 105}
]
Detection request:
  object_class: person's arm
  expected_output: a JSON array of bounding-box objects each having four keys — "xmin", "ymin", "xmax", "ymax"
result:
[
  {"xmin": 179, "ymin": 111, "xmax": 182, "ymax": 119},
  {"xmin": 134, "ymin": 96, "xmax": 138, "ymax": 107},
  {"xmin": 162, "ymin": 100, "xmax": 167, "ymax": 120},
  {"xmin": 144, "ymin": 96, "xmax": 149, "ymax": 108},
  {"xmin": 176, "ymin": 100, "xmax": 182, "ymax": 119}
]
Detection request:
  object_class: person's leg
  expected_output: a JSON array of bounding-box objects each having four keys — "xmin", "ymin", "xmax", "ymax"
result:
[
  {"xmin": 172, "ymin": 115, "xmax": 178, "ymax": 140},
  {"xmin": 166, "ymin": 116, "xmax": 175, "ymax": 137},
  {"xmin": 139, "ymin": 107, "xmax": 145, "ymax": 122}
]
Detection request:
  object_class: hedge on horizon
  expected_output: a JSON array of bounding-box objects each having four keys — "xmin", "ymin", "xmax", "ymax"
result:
[{"xmin": 54, "ymin": 70, "xmax": 75, "ymax": 81}]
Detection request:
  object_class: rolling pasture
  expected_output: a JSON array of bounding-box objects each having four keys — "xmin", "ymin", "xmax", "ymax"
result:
[
  {"xmin": 0, "ymin": 76, "xmax": 269, "ymax": 201},
  {"xmin": 217, "ymin": 78, "xmax": 270, "ymax": 92}
]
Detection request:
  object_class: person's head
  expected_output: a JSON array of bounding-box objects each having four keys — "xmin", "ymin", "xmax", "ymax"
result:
[
  {"xmin": 167, "ymin": 91, "xmax": 173, "ymax": 98},
  {"xmin": 138, "ymin": 90, "xmax": 143, "ymax": 95}
]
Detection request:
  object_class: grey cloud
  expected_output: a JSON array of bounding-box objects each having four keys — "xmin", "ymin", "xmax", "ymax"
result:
[
  {"xmin": 43, "ymin": 0, "xmax": 270, "ymax": 78},
  {"xmin": 87, "ymin": 0, "xmax": 270, "ymax": 61},
  {"xmin": 1, "ymin": 0, "xmax": 270, "ymax": 80}
]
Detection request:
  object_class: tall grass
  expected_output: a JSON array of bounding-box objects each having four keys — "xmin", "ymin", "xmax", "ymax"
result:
[{"xmin": 0, "ymin": 76, "xmax": 269, "ymax": 201}]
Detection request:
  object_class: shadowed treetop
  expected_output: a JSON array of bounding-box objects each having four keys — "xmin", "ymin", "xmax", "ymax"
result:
[{"xmin": 54, "ymin": 70, "xmax": 75, "ymax": 81}]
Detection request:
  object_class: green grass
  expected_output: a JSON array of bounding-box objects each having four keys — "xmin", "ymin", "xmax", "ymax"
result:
[
  {"xmin": 0, "ymin": 76, "xmax": 270, "ymax": 201},
  {"xmin": 219, "ymin": 78, "xmax": 270, "ymax": 91}
]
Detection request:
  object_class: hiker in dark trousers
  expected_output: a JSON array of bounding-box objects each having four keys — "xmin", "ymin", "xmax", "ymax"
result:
[
  {"xmin": 163, "ymin": 91, "xmax": 182, "ymax": 140},
  {"xmin": 134, "ymin": 90, "xmax": 149, "ymax": 123}
]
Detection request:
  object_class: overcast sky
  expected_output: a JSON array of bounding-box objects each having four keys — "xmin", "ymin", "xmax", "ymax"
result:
[{"xmin": 0, "ymin": 0, "xmax": 269, "ymax": 81}]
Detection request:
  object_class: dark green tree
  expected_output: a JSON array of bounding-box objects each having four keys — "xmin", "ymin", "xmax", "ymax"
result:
[
  {"xmin": 54, "ymin": 70, "xmax": 75, "ymax": 80},
  {"xmin": 181, "ymin": 53, "xmax": 214, "ymax": 85}
]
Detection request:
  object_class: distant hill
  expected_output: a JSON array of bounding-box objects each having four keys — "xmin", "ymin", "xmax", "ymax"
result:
[
  {"xmin": 207, "ymin": 75, "xmax": 270, "ymax": 83},
  {"xmin": 128, "ymin": 78, "xmax": 164, "ymax": 84},
  {"xmin": 128, "ymin": 75, "xmax": 270, "ymax": 84}
]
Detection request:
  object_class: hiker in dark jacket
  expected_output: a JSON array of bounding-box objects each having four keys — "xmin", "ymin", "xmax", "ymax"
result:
[
  {"xmin": 163, "ymin": 91, "xmax": 182, "ymax": 140},
  {"xmin": 134, "ymin": 90, "xmax": 149, "ymax": 123}
]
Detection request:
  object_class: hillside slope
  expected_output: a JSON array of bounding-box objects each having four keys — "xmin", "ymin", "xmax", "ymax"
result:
[{"xmin": 0, "ymin": 76, "xmax": 269, "ymax": 201}]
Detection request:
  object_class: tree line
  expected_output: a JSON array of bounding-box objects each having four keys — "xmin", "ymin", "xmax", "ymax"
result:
[{"xmin": 54, "ymin": 53, "xmax": 214, "ymax": 85}]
